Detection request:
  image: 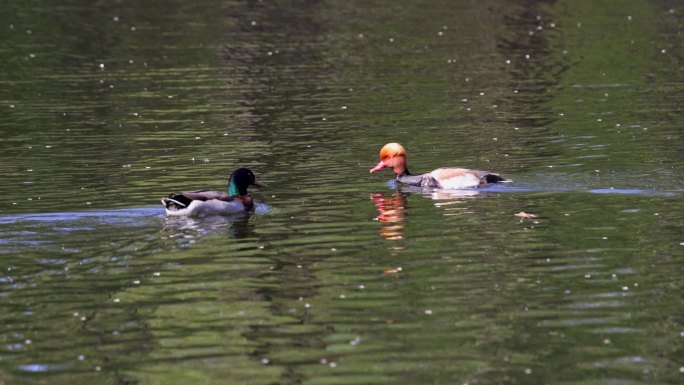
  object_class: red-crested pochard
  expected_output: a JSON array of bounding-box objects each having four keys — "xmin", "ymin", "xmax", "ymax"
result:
[{"xmin": 370, "ymin": 143, "xmax": 510, "ymax": 189}]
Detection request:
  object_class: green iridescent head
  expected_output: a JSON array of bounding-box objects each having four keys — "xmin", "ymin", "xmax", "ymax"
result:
[{"xmin": 228, "ymin": 168, "xmax": 265, "ymax": 196}]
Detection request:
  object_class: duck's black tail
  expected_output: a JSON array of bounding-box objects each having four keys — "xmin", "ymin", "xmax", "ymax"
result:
[
  {"xmin": 482, "ymin": 174, "xmax": 511, "ymax": 184},
  {"xmin": 161, "ymin": 193, "xmax": 193, "ymax": 210}
]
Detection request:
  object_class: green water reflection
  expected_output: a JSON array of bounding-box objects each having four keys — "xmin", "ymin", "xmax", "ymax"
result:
[{"xmin": 1, "ymin": 0, "xmax": 683, "ymax": 384}]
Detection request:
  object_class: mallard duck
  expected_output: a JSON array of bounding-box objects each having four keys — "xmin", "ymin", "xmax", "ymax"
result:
[
  {"xmin": 370, "ymin": 143, "xmax": 510, "ymax": 189},
  {"xmin": 161, "ymin": 167, "xmax": 266, "ymax": 216}
]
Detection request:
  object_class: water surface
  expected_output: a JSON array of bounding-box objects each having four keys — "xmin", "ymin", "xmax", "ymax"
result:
[{"xmin": 1, "ymin": 1, "xmax": 683, "ymax": 384}]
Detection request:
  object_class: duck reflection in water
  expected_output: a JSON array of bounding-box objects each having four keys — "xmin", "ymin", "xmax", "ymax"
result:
[
  {"xmin": 370, "ymin": 192, "xmax": 408, "ymax": 245},
  {"xmin": 162, "ymin": 211, "xmax": 256, "ymax": 241},
  {"xmin": 371, "ymin": 186, "xmax": 489, "ymax": 244}
]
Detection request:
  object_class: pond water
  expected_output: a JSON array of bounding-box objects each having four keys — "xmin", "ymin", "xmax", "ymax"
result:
[{"xmin": 1, "ymin": 0, "xmax": 683, "ymax": 384}]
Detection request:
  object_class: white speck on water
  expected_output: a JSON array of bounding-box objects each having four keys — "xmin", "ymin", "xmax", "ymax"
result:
[
  {"xmin": 479, "ymin": 92, "xmax": 485, "ymax": 96},
  {"xmin": 304, "ymin": 303, "xmax": 311, "ymax": 308},
  {"xmin": 113, "ymin": 16, "xmax": 119, "ymax": 21},
  {"xmin": 80, "ymin": 316, "xmax": 87, "ymax": 321},
  {"xmin": 94, "ymin": 366, "xmax": 101, "ymax": 372},
  {"xmin": 329, "ymin": 362, "xmax": 337, "ymax": 368},
  {"xmin": 341, "ymin": 106, "xmax": 347, "ymax": 110},
  {"xmin": 73, "ymin": 312, "xmax": 80, "ymax": 317},
  {"xmin": 261, "ymin": 358, "xmax": 270, "ymax": 365},
  {"xmin": 99, "ymin": 63, "xmax": 105, "ymax": 69},
  {"xmin": 437, "ymin": 31, "xmax": 443, "ymax": 36},
  {"xmin": 133, "ymin": 280, "xmax": 140, "ymax": 285},
  {"xmin": 389, "ymin": 37, "xmax": 394, "ymax": 43},
  {"xmin": 525, "ymin": 368, "xmax": 532, "ymax": 374},
  {"xmin": 339, "ymin": 294, "xmax": 346, "ymax": 299},
  {"xmin": 679, "ymin": 366, "xmax": 684, "ymax": 373},
  {"xmin": 25, "ymin": 339, "xmax": 32, "ymax": 345},
  {"xmin": 78, "ymin": 355, "xmax": 85, "ymax": 361},
  {"xmin": 602, "ymin": 237, "xmax": 608, "ymax": 240},
  {"xmin": 349, "ymin": 336, "xmax": 361, "ymax": 345},
  {"xmin": 320, "ymin": 358, "xmax": 328, "ymax": 364},
  {"xmin": 603, "ymin": 338, "xmax": 611, "ymax": 345},
  {"xmin": 627, "ymin": 15, "xmax": 632, "ymax": 21},
  {"xmin": 113, "ymin": 298, "xmax": 120, "ymax": 303},
  {"xmin": 492, "ymin": 137, "xmax": 498, "ymax": 141},
  {"xmin": 505, "ymin": 59, "xmax": 511, "ymax": 64},
  {"xmin": 525, "ymin": 54, "xmax": 531, "ymax": 59},
  {"xmin": 251, "ymin": 20, "xmax": 257, "ymax": 26},
  {"xmin": 331, "ymin": 248, "xmax": 337, "ymax": 251},
  {"xmin": 597, "ymin": 118, "xmax": 602, "ymax": 122},
  {"xmin": 10, "ymin": 104, "xmax": 15, "ymax": 108},
  {"xmin": 622, "ymin": 286, "xmax": 629, "ymax": 291},
  {"xmin": 358, "ymin": 284, "xmax": 365, "ymax": 290},
  {"xmin": 153, "ymin": 272, "xmax": 161, "ymax": 277},
  {"xmin": 424, "ymin": 309, "xmax": 433, "ymax": 315},
  {"xmin": 130, "ymin": 26, "xmax": 136, "ymax": 31},
  {"xmin": 550, "ymin": 22, "xmax": 556, "ymax": 28},
  {"xmin": 514, "ymin": 127, "xmax": 519, "ymax": 130},
  {"xmin": 584, "ymin": 274, "xmax": 591, "ymax": 278}
]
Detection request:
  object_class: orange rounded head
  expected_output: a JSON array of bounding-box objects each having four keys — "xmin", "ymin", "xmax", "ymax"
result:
[{"xmin": 369, "ymin": 143, "xmax": 408, "ymax": 174}]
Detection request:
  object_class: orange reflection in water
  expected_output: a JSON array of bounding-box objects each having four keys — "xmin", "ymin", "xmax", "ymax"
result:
[{"xmin": 370, "ymin": 192, "xmax": 407, "ymax": 244}]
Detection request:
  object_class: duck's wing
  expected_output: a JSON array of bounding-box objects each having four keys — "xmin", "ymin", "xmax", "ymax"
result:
[
  {"xmin": 431, "ymin": 168, "xmax": 509, "ymax": 188},
  {"xmin": 182, "ymin": 190, "xmax": 235, "ymax": 201}
]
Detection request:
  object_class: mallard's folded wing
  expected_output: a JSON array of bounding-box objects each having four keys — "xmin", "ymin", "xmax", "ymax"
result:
[{"xmin": 182, "ymin": 190, "xmax": 234, "ymax": 201}]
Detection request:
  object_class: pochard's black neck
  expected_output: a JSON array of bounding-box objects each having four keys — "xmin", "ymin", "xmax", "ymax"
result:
[{"xmin": 396, "ymin": 168, "xmax": 432, "ymax": 187}]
